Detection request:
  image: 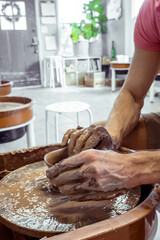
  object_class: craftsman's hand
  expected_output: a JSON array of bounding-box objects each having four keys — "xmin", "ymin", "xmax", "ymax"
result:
[
  {"xmin": 61, "ymin": 125, "xmax": 116, "ymax": 156},
  {"xmin": 46, "ymin": 149, "xmax": 136, "ymax": 201}
]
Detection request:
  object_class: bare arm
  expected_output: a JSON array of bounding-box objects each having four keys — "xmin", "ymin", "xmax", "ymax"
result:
[
  {"xmin": 46, "ymin": 149, "xmax": 160, "ymax": 201},
  {"xmin": 47, "ymin": 47, "xmax": 160, "ymax": 201},
  {"xmin": 61, "ymin": 46, "xmax": 160, "ymax": 153},
  {"xmin": 106, "ymin": 46, "xmax": 160, "ymax": 148}
]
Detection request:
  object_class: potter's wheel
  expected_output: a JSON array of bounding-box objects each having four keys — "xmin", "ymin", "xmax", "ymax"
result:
[
  {"xmin": 0, "ymin": 102, "xmax": 23, "ymax": 111},
  {"xmin": 0, "ymin": 96, "xmax": 33, "ymax": 128},
  {"xmin": 0, "ymin": 161, "xmax": 141, "ymax": 238},
  {"xmin": 0, "ymin": 81, "xmax": 11, "ymax": 96},
  {"xmin": 0, "ymin": 101, "xmax": 27, "ymax": 143}
]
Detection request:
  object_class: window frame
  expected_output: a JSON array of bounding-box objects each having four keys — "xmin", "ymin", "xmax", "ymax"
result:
[{"xmin": 0, "ymin": 1, "xmax": 27, "ymax": 30}]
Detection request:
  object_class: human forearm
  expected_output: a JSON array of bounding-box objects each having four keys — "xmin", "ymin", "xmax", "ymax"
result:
[
  {"xmin": 46, "ymin": 149, "xmax": 160, "ymax": 201},
  {"xmin": 105, "ymin": 46, "xmax": 160, "ymax": 148},
  {"xmin": 105, "ymin": 88, "xmax": 142, "ymax": 148},
  {"xmin": 124, "ymin": 150, "xmax": 160, "ymax": 188}
]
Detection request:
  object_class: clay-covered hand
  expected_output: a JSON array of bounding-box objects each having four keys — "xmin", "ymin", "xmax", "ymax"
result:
[
  {"xmin": 61, "ymin": 124, "xmax": 116, "ymax": 156},
  {"xmin": 46, "ymin": 149, "xmax": 134, "ymax": 201}
]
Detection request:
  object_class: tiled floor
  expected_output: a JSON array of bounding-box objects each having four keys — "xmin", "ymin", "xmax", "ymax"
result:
[
  {"xmin": 1, "ymin": 84, "xmax": 160, "ymax": 239},
  {"xmin": 1, "ymin": 85, "xmax": 120, "ymax": 152},
  {"xmin": 1, "ymin": 84, "xmax": 160, "ymax": 152}
]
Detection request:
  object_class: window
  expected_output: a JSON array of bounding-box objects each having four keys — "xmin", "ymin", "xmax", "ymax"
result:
[
  {"xmin": 0, "ymin": 1, "xmax": 27, "ymax": 30},
  {"xmin": 58, "ymin": 0, "xmax": 89, "ymax": 24},
  {"xmin": 58, "ymin": 0, "xmax": 89, "ymax": 56}
]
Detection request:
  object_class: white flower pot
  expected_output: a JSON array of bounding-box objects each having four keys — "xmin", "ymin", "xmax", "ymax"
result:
[
  {"xmin": 89, "ymin": 40, "xmax": 102, "ymax": 56},
  {"xmin": 73, "ymin": 41, "xmax": 89, "ymax": 57}
]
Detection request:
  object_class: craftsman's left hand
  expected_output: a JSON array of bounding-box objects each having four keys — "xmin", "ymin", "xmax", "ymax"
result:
[
  {"xmin": 61, "ymin": 124, "xmax": 116, "ymax": 156},
  {"xmin": 46, "ymin": 149, "xmax": 136, "ymax": 201}
]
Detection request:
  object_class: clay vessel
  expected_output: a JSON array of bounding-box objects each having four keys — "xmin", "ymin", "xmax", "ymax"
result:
[{"xmin": 44, "ymin": 146, "xmax": 68, "ymax": 167}]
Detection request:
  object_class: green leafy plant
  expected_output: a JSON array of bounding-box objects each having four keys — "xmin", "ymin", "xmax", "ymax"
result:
[{"xmin": 71, "ymin": 0, "xmax": 107, "ymax": 42}]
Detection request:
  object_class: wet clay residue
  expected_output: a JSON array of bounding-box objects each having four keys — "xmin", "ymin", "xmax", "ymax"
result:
[
  {"xmin": 0, "ymin": 161, "xmax": 141, "ymax": 237},
  {"xmin": 0, "ymin": 102, "xmax": 23, "ymax": 111}
]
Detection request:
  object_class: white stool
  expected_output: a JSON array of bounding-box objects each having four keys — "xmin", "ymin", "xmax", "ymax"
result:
[
  {"xmin": 0, "ymin": 117, "xmax": 35, "ymax": 148},
  {"xmin": 45, "ymin": 101, "xmax": 93, "ymax": 143}
]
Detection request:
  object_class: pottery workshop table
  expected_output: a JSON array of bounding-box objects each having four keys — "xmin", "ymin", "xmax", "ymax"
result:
[
  {"xmin": 0, "ymin": 160, "xmax": 141, "ymax": 239},
  {"xmin": 110, "ymin": 62, "xmax": 159, "ymax": 103},
  {"xmin": 110, "ymin": 62, "xmax": 130, "ymax": 91}
]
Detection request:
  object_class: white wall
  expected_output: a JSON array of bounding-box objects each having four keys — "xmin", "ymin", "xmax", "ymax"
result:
[
  {"xmin": 36, "ymin": 0, "xmax": 136, "ymax": 62},
  {"xmin": 124, "ymin": 0, "xmax": 134, "ymax": 58},
  {"xmin": 103, "ymin": 0, "xmax": 125, "ymax": 58},
  {"xmin": 103, "ymin": 0, "xmax": 137, "ymax": 59}
]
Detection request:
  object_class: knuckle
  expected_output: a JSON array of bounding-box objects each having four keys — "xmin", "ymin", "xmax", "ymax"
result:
[{"xmin": 81, "ymin": 149, "xmax": 95, "ymax": 159}]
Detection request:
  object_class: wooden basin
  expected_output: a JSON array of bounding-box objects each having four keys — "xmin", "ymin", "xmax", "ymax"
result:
[
  {"xmin": 0, "ymin": 81, "xmax": 11, "ymax": 96},
  {"xmin": 0, "ymin": 96, "xmax": 33, "ymax": 128},
  {"xmin": 46, "ymin": 185, "xmax": 160, "ymax": 240},
  {"xmin": 0, "ymin": 161, "xmax": 141, "ymax": 238},
  {"xmin": 44, "ymin": 148, "xmax": 160, "ymax": 240},
  {"xmin": 0, "ymin": 145, "xmax": 160, "ymax": 240}
]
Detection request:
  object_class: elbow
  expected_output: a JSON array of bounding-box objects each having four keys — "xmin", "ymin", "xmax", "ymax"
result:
[
  {"xmin": 121, "ymin": 86, "xmax": 144, "ymax": 111},
  {"xmin": 129, "ymin": 89, "xmax": 144, "ymax": 112}
]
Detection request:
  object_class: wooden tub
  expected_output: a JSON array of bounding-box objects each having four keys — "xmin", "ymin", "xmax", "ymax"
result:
[
  {"xmin": 0, "ymin": 81, "xmax": 11, "ymax": 96},
  {"xmin": 0, "ymin": 145, "xmax": 160, "ymax": 240},
  {"xmin": 0, "ymin": 96, "xmax": 33, "ymax": 128}
]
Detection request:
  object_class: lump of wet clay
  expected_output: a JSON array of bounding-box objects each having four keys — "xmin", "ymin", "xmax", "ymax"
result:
[{"xmin": 45, "ymin": 126, "xmax": 121, "ymax": 201}]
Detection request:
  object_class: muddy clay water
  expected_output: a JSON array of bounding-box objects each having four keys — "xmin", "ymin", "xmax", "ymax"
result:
[
  {"xmin": 0, "ymin": 161, "xmax": 141, "ymax": 238},
  {"xmin": 0, "ymin": 102, "xmax": 23, "ymax": 111}
]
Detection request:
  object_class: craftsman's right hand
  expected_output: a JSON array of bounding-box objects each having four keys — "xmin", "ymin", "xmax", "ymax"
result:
[
  {"xmin": 46, "ymin": 149, "xmax": 135, "ymax": 201},
  {"xmin": 61, "ymin": 124, "xmax": 117, "ymax": 156}
]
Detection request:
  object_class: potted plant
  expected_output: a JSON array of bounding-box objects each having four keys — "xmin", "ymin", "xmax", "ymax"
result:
[{"xmin": 71, "ymin": 0, "xmax": 107, "ymax": 56}]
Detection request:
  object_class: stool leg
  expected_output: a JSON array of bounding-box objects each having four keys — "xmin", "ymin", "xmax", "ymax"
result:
[
  {"xmin": 111, "ymin": 68, "xmax": 116, "ymax": 92},
  {"xmin": 86, "ymin": 109, "xmax": 93, "ymax": 124},
  {"xmin": 77, "ymin": 112, "xmax": 79, "ymax": 126},
  {"xmin": 45, "ymin": 110, "xmax": 49, "ymax": 144},
  {"xmin": 150, "ymin": 81, "xmax": 155, "ymax": 103},
  {"xmin": 55, "ymin": 113, "xmax": 59, "ymax": 143},
  {"xmin": 25, "ymin": 121, "xmax": 35, "ymax": 148}
]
